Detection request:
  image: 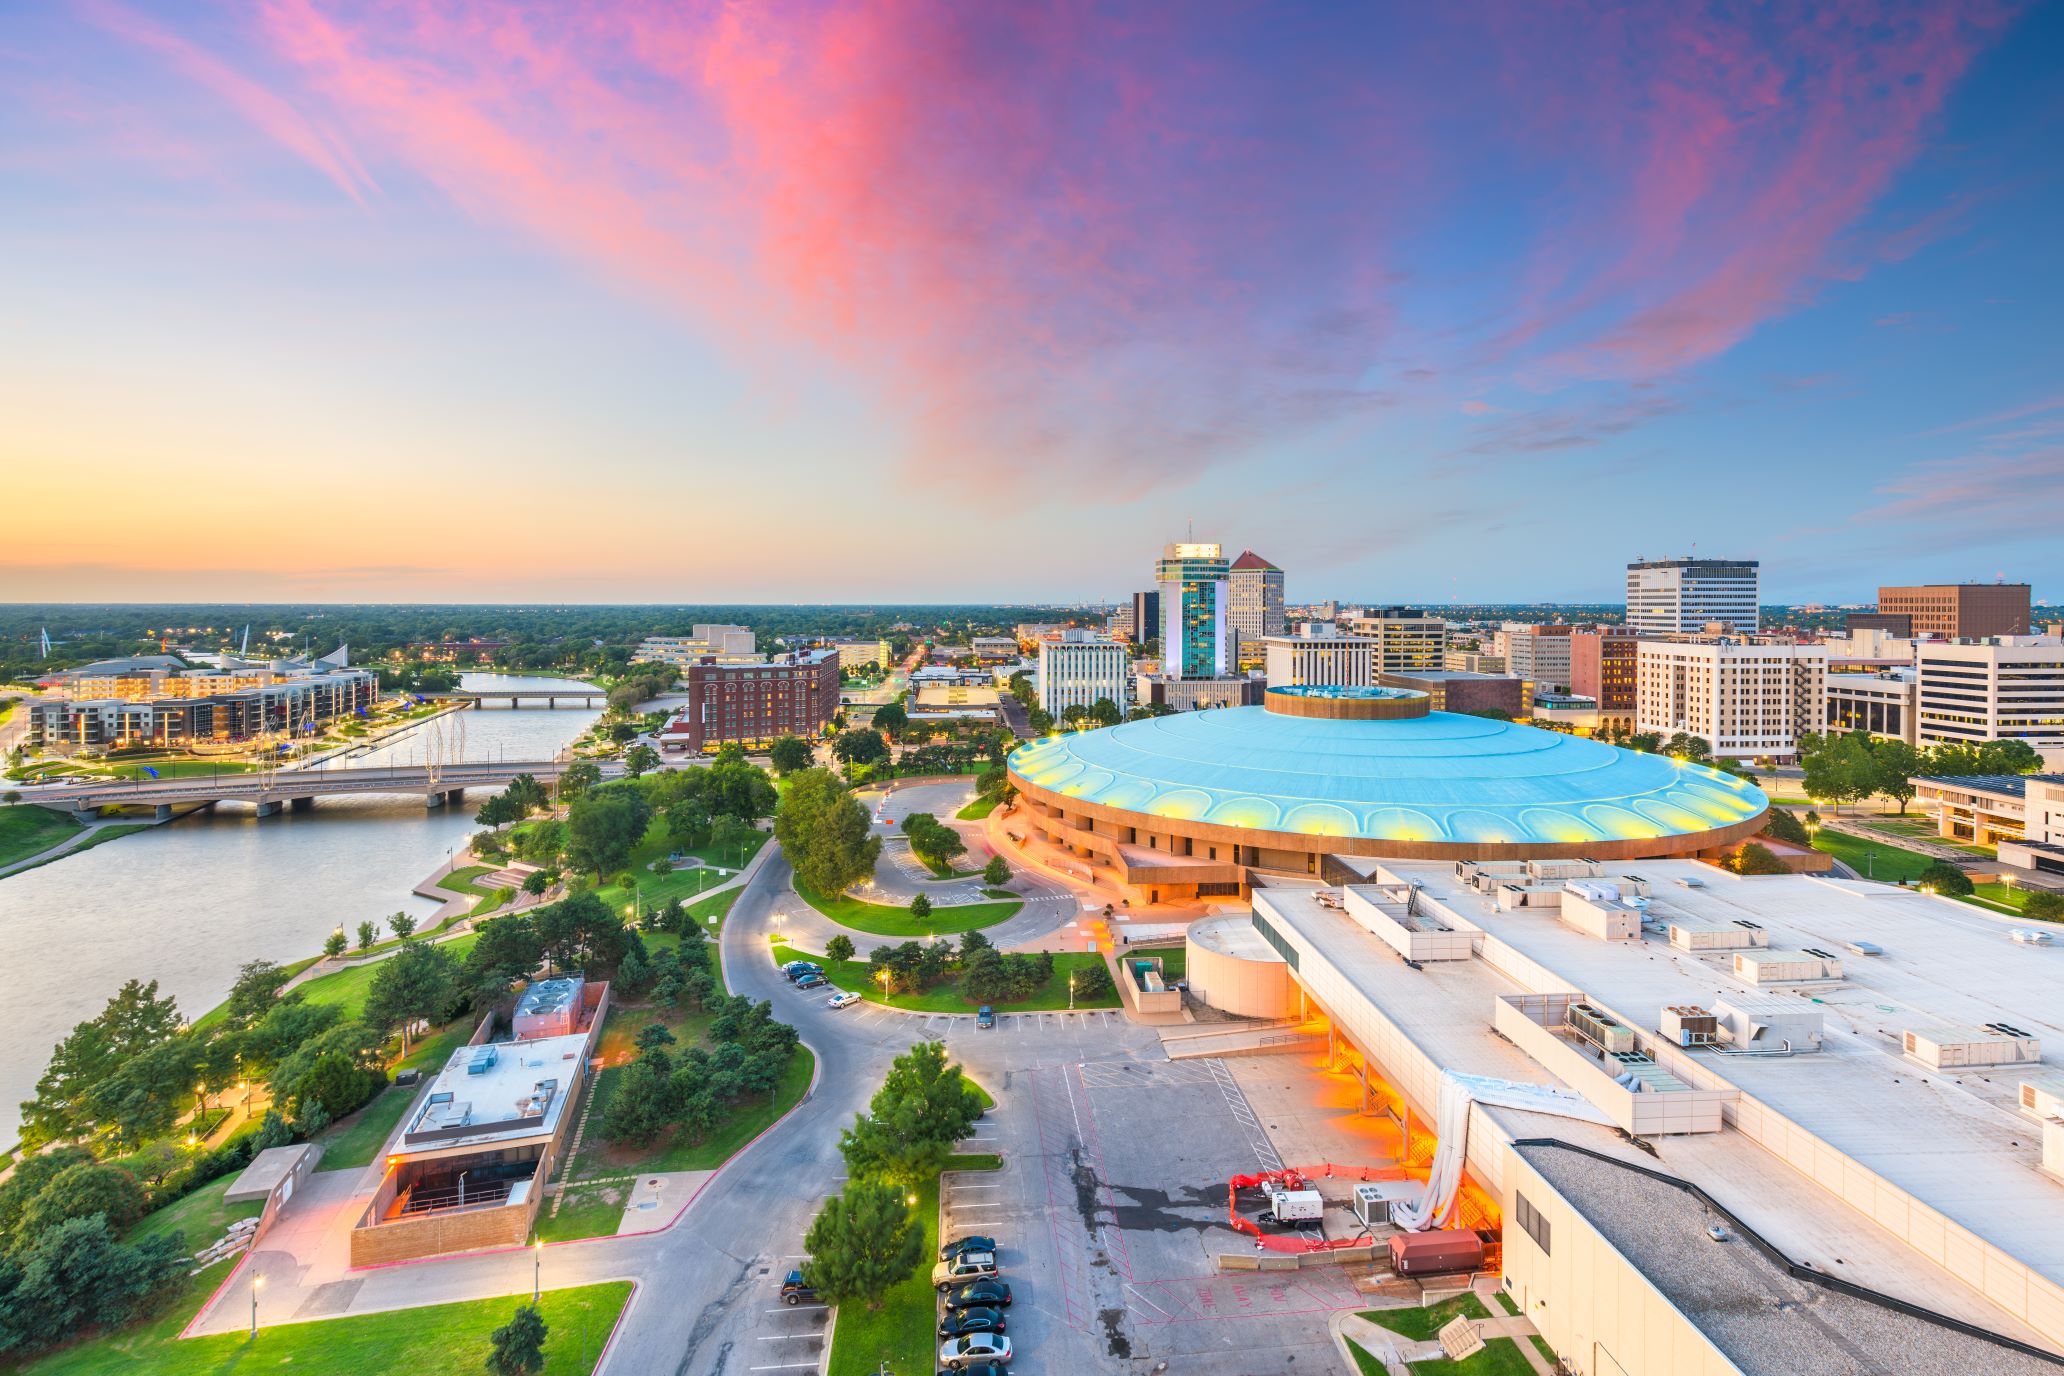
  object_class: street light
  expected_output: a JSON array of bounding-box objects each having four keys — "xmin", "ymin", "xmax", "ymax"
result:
[
  {"xmin": 250, "ymin": 1273, "xmax": 264, "ymax": 1340},
  {"xmin": 533, "ymin": 1238, "xmax": 543, "ymax": 1303}
]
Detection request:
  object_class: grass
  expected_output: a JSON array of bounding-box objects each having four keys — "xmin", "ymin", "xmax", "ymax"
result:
[
  {"xmin": 0, "ymin": 804, "xmax": 81, "ymax": 868},
  {"xmin": 1810, "ymin": 828, "xmax": 1938, "ymax": 885},
  {"xmin": 1346, "ymin": 1333, "xmax": 1533, "ymax": 1376},
  {"xmin": 772, "ymin": 942, "xmax": 1119, "ymax": 1013},
  {"xmin": 955, "ymin": 795, "xmax": 1002, "ymax": 821},
  {"xmin": 591, "ymin": 819, "xmax": 766, "ymax": 917},
  {"xmin": 535, "ymin": 1185, "xmax": 634, "ymax": 1243},
  {"xmin": 296, "ymin": 934, "xmax": 481, "ymax": 1019},
  {"xmin": 791, "ymin": 873, "xmax": 1020, "ymax": 937},
  {"xmin": 1359, "ymin": 1294, "xmax": 1492, "ymax": 1341},
  {"xmin": 1346, "ymin": 1338, "xmax": 1387, "ymax": 1376},
  {"xmin": 1491, "ymin": 1290, "xmax": 1519, "ymax": 1316},
  {"xmin": 568, "ymin": 1045, "xmax": 814, "ymax": 1185},
  {"xmin": 437, "ymin": 864, "xmax": 499, "ymax": 896},
  {"xmin": 121, "ymin": 1177, "xmax": 263, "ymax": 1255},
  {"xmin": 8, "ymin": 1274, "xmax": 631, "ymax": 1376},
  {"xmin": 1853, "ymin": 815, "xmax": 1994, "ymax": 856},
  {"xmin": 827, "ymin": 1154, "xmax": 1002, "ymax": 1376}
]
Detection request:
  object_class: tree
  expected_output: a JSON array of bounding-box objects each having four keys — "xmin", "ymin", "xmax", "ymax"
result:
[
  {"xmin": 224, "ymin": 960, "xmax": 292, "ymax": 1028},
  {"xmin": 356, "ymin": 920, "xmax": 378, "ymax": 951},
  {"xmin": 623, "ymin": 743, "xmax": 661, "ymax": 777},
  {"xmin": 1088, "ymin": 697, "xmax": 1123, "ymax": 728},
  {"xmin": 598, "ymin": 1058, "xmax": 675, "ymax": 1145},
  {"xmin": 706, "ymin": 759, "xmax": 778, "ymax": 824},
  {"xmin": 1730, "ymin": 842, "xmax": 1788, "ymax": 876},
  {"xmin": 709, "ymin": 812, "xmax": 756, "ymax": 863},
  {"xmin": 323, "ymin": 928, "xmax": 348, "ymax": 959},
  {"xmin": 2024, "ymin": 890, "xmax": 2064, "ymax": 922},
  {"xmin": 14, "ymin": 1161, "xmax": 148, "ymax": 1242},
  {"xmin": 533, "ymin": 891, "xmax": 630, "ymax": 974},
  {"xmin": 523, "ymin": 869, "xmax": 552, "ymax": 897},
  {"xmin": 566, "ymin": 785, "xmax": 653, "ymax": 879},
  {"xmin": 981, "ymin": 854, "xmax": 1011, "ymax": 887},
  {"xmin": 775, "ymin": 769, "xmax": 881, "ymax": 897},
  {"xmin": 1916, "ymin": 861, "xmax": 1974, "ymax": 897},
  {"xmin": 1027, "ymin": 707, "xmax": 1054, "ymax": 734},
  {"xmin": 832, "ymin": 728, "xmax": 889, "ymax": 769},
  {"xmin": 556, "ymin": 761, "xmax": 602, "ymax": 801},
  {"xmin": 871, "ymin": 700, "xmax": 908, "ymax": 738},
  {"xmin": 486, "ymin": 1302, "xmax": 550, "ymax": 1376},
  {"xmin": 1869, "ymin": 739, "xmax": 1924, "ymax": 814},
  {"xmin": 0, "ymin": 1147, "xmax": 93, "ymax": 1251},
  {"xmin": 19, "ymin": 980, "xmax": 184, "ymax": 1151},
  {"xmin": 363, "ymin": 939, "xmax": 462, "ymax": 1051},
  {"xmin": 769, "ymin": 735, "xmax": 813, "ymax": 776},
  {"xmin": 802, "ymin": 1180, "xmax": 924, "ymax": 1309},
  {"xmin": 1799, "ymin": 731, "xmax": 1876, "ymax": 814},
  {"xmin": 825, "ymin": 934, "xmax": 855, "ymax": 963},
  {"xmin": 391, "ymin": 911, "xmax": 419, "ymax": 940},
  {"xmin": 0, "ymin": 1216, "xmax": 184, "ymax": 1357},
  {"xmin": 1761, "ymin": 807, "xmax": 1810, "ymax": 847},
  {"xmin": 838, "ymin": 1040, "xmax": 982, "ymax": 1186},
  {"xmin": 1664, "ymin": 732, "xmax": 1712, "ymax": 761},
  {"xmin": 909, "ymin": 893, "xmax": 933, "ymax": 922}
]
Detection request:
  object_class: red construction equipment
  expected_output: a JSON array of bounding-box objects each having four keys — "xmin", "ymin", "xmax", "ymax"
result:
[{"xmin": 1225, "ymin": 1163, "xmax": 1416, "ymax": 1253}]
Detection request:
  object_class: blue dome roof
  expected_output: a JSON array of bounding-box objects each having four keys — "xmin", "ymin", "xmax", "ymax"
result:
[{"xmin": 1009, "ymin": 707, "xmax": 1766, "ymax": 846}]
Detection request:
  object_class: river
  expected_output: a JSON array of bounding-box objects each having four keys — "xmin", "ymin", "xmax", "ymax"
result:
[{"xmin": 0, "ymin": 674, "xmax": 601, "ymax": 1146}]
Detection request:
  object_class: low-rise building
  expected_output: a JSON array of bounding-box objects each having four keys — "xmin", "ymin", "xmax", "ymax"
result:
[
  {"xmin": 1036, "ymin": 631, "xmax": 1130, "ymax": 716},
  {"xmin": 1134, "ymin": 673, "xmax": 1263, "ymax": 712},
  {"xmin": 1825, "ymin": 667, "xmax": 1918, "ymax": 743},
  {"xmin": 1912, "ymin": 773, "xmax": 2064, "ymax": 850},
  {"xmin": 658, "ymin": 649, "xmax": 840, "ymax": 753},
  {"xmin": 1263, "ymin": 623, "xmax": 1376, "ymax": 689},
  {"xmin": 1378, "ymin": 670, "xmax": 1524, "ymax": 717},
  {"xmin": 1528, "ymin": 692, "xmax": 1600, "ymax": 731},
  {"xmin": 635, "ymin": 626, "xmax": 759, "ymax": 667},
  {"xmin": 1443, "ymin": 648, "xmax": 1507, "ymax": 674},
  {"xmin": 29, "ymin": 662, "xmax": 378, "ymax": 751},
  {"xmin": 971, "ymin": 636, "xmax": 1018, "ymax": 663}
]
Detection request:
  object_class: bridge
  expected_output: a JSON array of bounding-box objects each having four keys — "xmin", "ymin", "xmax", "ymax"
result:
[
  {"xmin": 432, "ymin": 687, "xmax": 609, "ymax": 709},
  {"xmin": 17, "ymin": 758, "xmax": 621, "ymax": 820}
]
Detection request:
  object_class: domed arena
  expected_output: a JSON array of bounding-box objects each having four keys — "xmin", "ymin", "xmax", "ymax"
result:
[{"xmin": 1006, "ymin": 685, "xmax": 1768, "ymax": 901}]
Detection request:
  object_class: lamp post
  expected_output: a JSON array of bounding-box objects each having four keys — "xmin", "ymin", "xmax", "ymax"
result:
[
  {"xmin": 1069, "ymin": 971, "xmax": 1078, "ymax": 1011},
  {"xmin": 533, "ymin": 1238, "xmax": 543, "ymax": 1304},
  {"xmin": 250, "ymin": 1273, "xmax": 263, "ymax": 1340}
]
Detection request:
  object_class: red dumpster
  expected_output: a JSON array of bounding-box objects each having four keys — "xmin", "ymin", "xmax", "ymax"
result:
[{"xmin": 1388, "ymin": 1228, "xmax": 1484, "ymax": 1276}]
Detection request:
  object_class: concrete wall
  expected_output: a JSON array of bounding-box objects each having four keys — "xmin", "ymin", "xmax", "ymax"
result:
[
  {"xmin": 1183, "ymin": 933, "xmax": 1294, "ymax": 1018},
  {"xmin": 1503, "ymin": 1152, "xmax": 1747, "ymax": 1376},
  {"xmin": 349, "ymin": 1187, "xmax": 536, "ymax": 1267}
]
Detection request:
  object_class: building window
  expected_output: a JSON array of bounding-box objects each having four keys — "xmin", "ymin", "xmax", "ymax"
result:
[
  {"xmin": 1514, "ymin": 1191, "xmax": 1551, "ymax": 1255},
  {"xmin": 1251, "ymin": 911, "xmax": 1299, "ymax": 970}
]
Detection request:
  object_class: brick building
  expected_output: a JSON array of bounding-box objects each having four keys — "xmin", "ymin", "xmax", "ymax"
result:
[
  {"xmin": 1378, "ymin": 669, "xmax": 1524, "ymax": 717},
  {"xmin": 1568, "ymin": 630, "xmax": 1640, "ymax": 732},
  {"xmin": 659, "ymin": 648, "xmax": 840, "ymax": 753},
  {"xmin": 1875, "ymin": 583, "xmax": 2031, "ymax": 639}
]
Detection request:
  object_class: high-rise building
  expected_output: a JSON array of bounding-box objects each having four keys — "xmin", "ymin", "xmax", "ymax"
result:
[
  {"xmin": 1625, "ymin": 558, "xmax": 1760, "ymax": 634},
  {"xmin": 1913, "ymin": 637, "xmax": 2064, "ymax": 761},
  {"xmin": 1496, "ymin": 623, "xmax": 1577, "ymax": 695},
  {"xmin": 1129, "ymin": 590, "xmax": 1161, "ymax": 646},
  {"xmin": 1227, "ymin": 551, "xmax": 1286, "ymax": 651},
  {"xmin": 1568, "ymin": 630, "xmax": 1640, "ymax": 729},
  {"xmin": 1263, "ymin": 623, "xmax": 1375, "ymax": 688},
  {"xmin": 1156, "ymin": 542, "xmax": 1231, "ymax": 680},
  {"xmin": 1036, "ymin": 630, "xmax": 1132, "ymax": 715},
  {"xmin": 1634, "ymin": 640, "xmax": 1826, "ymax": 762},
  {"xmin": 1344, "ymin": 607, "xmax": 1446, "ymax": 674},
  {"xmin": 1877, "ymin": 583, "xmax": 2031, "ymax": 639}
]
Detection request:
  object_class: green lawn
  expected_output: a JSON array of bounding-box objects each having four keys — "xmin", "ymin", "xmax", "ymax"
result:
[
  {"xmin": 955, "ymin": 796, "xmax": 1002, "ymax": 821},
  {"xmin": 827, "ymin": 1154, "xmax": 1001, "ymax": 1376},
  {"xmin": 791, "ymin": 874, "xmax": 1020, "ymax": 937},
  {"xmin": 1360, "ymin": 1294, "xmax": 1492, "ymax": 1341},
  {"xmin": 591, "ymin": 819, "xmax": 765, "ymax": 918},
  {"xmin": 772, "ymin": 942, "xmax": 1119, "ymax": 1013},
  {"xmin": 1853, "ymin": 816, "xmax": 1993, "ymax": 856},
  {"xmin": 121, "ymin": 1177, "xmax": 262, "ymax": 1255},
  {"xmin": 564, "ymin": 1045, "xmax": 814, "ymax": 1190},
  {"xmin": 297, "ymin": 934, "xmax": 482, "ymax": 1019},
  {"xmin": 315, "ymin": 1084, "xmax": 415, "ymax": 1171},
  {"xmin": 9, "ymin": 1273, "xmax": 631, "ymax": 1376},
  {"xmin": 1810, "ymin": 829, "xmax": 1937, "ymax": 884},
  {"xmin": 0, "ymin": 804, "xmax": 81, "ymax": 868},
  {"xmin": 535, "ymin": 1184, "xmax": 633, "ymax": 1243},
  {"xmin": 437, "ymin": 864, "xmax": 499, "ymax": 896}
]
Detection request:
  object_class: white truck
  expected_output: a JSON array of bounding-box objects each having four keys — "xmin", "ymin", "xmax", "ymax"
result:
[{"xmin": 1261, "ymin": 1188, "xmax": 1323, "ymax": 1225}]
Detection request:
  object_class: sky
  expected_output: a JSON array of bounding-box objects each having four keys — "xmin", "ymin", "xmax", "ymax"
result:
[{"xmin": 3, "ymin": 1, "xmax": 2061, "ymax": 607}]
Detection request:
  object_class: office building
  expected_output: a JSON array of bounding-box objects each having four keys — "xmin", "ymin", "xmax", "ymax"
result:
[
  {"xmin": 658, "ymin": 649, "xmax": 840, "ymax": 753},
  {"xmin": 1036, "ymin": 630, "xmax": 1132, "ymax": 716},
  {"xmin": 1625, "ymin": 557, "xmax": 1760, "ymax": 634},
  {"xmin": 1193, "ymin": 862, "xmax": 2064, "ymax": 1374},
  {"xmin": 1988, "ymin": 777, "xmax": 2064, "ymax": 875},
  {"xmin": 1263, "ymin": 623, "xmax": 1375, "ymax": 689},
  {"xmin": 1127, "ymin": 590, "xmax": 1160, "ymax": 646},
  {"xmin": 1344, "ymin": 606, "xmax": 1446, "ymax": 674},
  {"xmin": 1443, "ymin": 648, "xmax": 1507, "ymax": 674},
  {"xmin": 1634, "ymin": 640, "xmax": 1827, "ymax": 762},
  {"xmin": 1134, "ymin": 673, "xmax": 1263, "ymax": 713},
  {"xmin": 971, "ymin": 636, "xmax": 1018, "ymax": 663},
  {"xmin": 1914, "ymin": 638, "xmax": 2064, "ymax": 765},
  {"xmin": 1567, "ymin": 629, "xmax": 1639, "ymax": 731},
  {"xmin": 1495, "ymin": 623, "xmax": 1576, "ymax": 695},
  {"xmin": 1156, "ymin": 542, "xmax": 1232, "ymax": 679},
  {"xmin": 1009, "ymin": 684, "xmax": 1765, "ymax": 901},
  {"xmin": 1910, "ymin": 773, "xmax": 2064, "ymax": 852},
  {"xmin": 1825, "ymin": 668, "xmax": 1918, "ymax": 744},
  {"xmin": 824, "ymin": 639, "xmax": 890, "ymax": 673},
  {"xmin": 1378, "ymin": 670, "xmax": 1524, "ymax": 717},
  {"xmin": 634, "ymin": 625, "xmax": 758, "ymax": 667},
  {"xmin": 1227, "ymin": 551, "xmax": 1286, "ymax": 663},
  {"xmin": 1878, "ymin": 583, "xmax": 2032, "ymax": 639}
]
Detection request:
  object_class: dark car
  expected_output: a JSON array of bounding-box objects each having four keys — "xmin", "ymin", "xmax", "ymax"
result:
[
  {"xmin": 937, "ymin": 1306, "xmax": 1006, "ymax": 1339},
  {"xmin": 779, "ymin": 1270, "xmax": 818, "ymax": 1306},
  {"xmin": 782, "ymin": 961, "xmax": 822, "ymax": 982},
  {"xmin": 942, "ymin": 1279, "xmax": 1012, "ymax": 1310},
  {"xmin": 937, "ymin": 1363, "xmax": 1007, "ymax": 1376},
  {"xmin": 940, "ymin": 1234, "xmax": 996, "ymax": 1262},
  {"xmin": 976, "ymin": 1005, "xmax": 995, "ymax": 1029},
  {"xmin": 795, "ymin": 972, "xmax": 827, "ymax": 990}
]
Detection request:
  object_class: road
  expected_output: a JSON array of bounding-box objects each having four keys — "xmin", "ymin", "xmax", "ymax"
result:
[{"xmin": 9, "ymin": 758, "xmax": 616, "ymax": 811}]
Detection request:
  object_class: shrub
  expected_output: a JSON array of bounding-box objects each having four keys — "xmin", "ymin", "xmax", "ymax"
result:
[
  {"xmin": 2024, "ymin": 889, "xmax": 2064, "ymax": 922},
  {"xmin": 1916, "ymin": 861, "xmax": 1974, "ymax": 897}
]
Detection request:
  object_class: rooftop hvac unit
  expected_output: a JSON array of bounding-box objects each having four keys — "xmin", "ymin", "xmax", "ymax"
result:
[
  {"xmin": 1713, "ymin": 995, "xmax": 1825, "ymax": 1051},
  {"xmin": 1902, "ymin": 1025, "xmax": 2042, "ymax": 1070},
  {"xmin": 1661, "ymin": 1005, "xmax": 1719, "ymax": 1046},
  {"xmin": 1846, "ymin": 941, "xmax": 1883, "ymax": 957},
  {"xmin": 1566, "ymin": 1002, "xmax": 1638, "ymax": 1055},
  {"xmin": 465, "ymin": 1045, "xmax": 499, "ymax": 1075},
  {"xmin": 1352, "ymin": 1181, "xmax": 1422, "ymax": 1228},
  {"xmin": 1675, "ymin": 876, "xmax": 1707, "ymax": 889},
  {"xmin": 1732, "ymin": 949, "xmax": 1844, "ymax": 985},
  {"xmin": 2018, "ymin": 1075, "xmax": 2064, "ymax": 1122},
  {"xmin": 1668, "ymin": 919, "xmax": 1768, "ymax": 952}
]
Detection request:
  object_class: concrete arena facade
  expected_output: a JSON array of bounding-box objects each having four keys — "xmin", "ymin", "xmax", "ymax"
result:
[{"xmin": 1007, "ymin": 687, "xmax": 1768, "ymax": 900}]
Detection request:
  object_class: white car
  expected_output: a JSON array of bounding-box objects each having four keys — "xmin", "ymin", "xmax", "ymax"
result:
[
  {"xmin": 826, "ymin": 990, "xmax": 862, "ymax": 1009},
  {"xmin": 939, "ymin": 1333, "xmax": 1012, "ymax": 1369}
]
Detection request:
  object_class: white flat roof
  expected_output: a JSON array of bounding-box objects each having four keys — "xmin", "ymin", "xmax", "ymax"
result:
[{"xmin": 399, "ymin": 1034, "xmax": 588, "ymax": 1156}]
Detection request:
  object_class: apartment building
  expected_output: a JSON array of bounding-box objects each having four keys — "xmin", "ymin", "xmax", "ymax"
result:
[
  {"xmin": 1036, "ymin": 631, "xmax": 1132, "ymax": 715},
  {"xmin": 1568, "ymin": 630, "xmax": 1639, "ymax": 731},
  {"xmin": 1343, "ymin": 606, "xmax": 1445, "ymax": 674},
  {"xmin": 1914, "ymin": 638, "xmax": 2064, "ymax": 765},
  {"xmin": 29, "ymin": 663, "xmax": 378, "ymax": 751},
  {"xmin": 658, "ymin": 648, "xmax": 840, "ymax": 753},
  {"xmin": 1634, "ymin": 640, "xmax": 1827, "ymax": 761},
  {"xmin": 1879, "ymin": 583, "xmax": 2031, "ymax": 639},
  {"xmin": 1496, "ymin": 623, "xmax": 1576, "ymax": 695},
  {"xmin": 1625, "ymin": 557, "xmax": 1760, "ymax": 634},
  {"xmin": 824, "ymin": 639, "xmax": 890, "ymax": 673},
  {"xmin": 1263, "ymin": 623, "xmax": 1376, "ymax": 689}
]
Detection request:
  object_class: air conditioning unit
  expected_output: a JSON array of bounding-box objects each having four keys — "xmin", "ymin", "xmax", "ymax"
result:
[
  {"xmin": 1661, "ymin": 1005, "xmax": 1719, "ymax": 1046},
  {"xmin": 1353, "ymin": 1181, "xmax": 1421, "ymax": 1228},
  {"xmin": 1732, "ymin": 949, "xmax": 1843, "ymax": 985},
  {"xmin": 1566, "ymin": 1002, "xmax": 1638, "ymax": 1055},
  {"xmin": 2019, "ymin": 1075, "xmax": 2064, "ymax": 1122},
  {"xmin": 1903, "ymin": 1024, "xmax": 2041, "ymax": 1070}
]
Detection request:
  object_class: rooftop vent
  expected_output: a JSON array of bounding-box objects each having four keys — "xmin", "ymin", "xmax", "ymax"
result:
[
  {"xmin": 1675, "ymin": 876, "xmax": 1707, "ymax": 889},
  {"xmin": 1732, "ymin": 949, "xmax": 1844, "ymax": 985},
  {"xmin": 1846, "ymin": 940, "xmax": 1883, "ymax": 957},
  {"xmin": 1661, "ymin": 1005, "xmax": 1719, "ymax": 1047},
  {"xmin": 1566, "ymin": 1002, "xmax": 1638, "ymax": 1055}
]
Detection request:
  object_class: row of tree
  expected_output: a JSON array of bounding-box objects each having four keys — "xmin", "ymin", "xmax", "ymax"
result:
[
  {"xmin": 1798, "ymin": 732, "xmax": 2042, "ymax": 814},
  {"xmin": 775, "ymin": 769, "xmax": 881, "ymax": 898},
  {"xmin": 598, "ymin": 995, "xmax": 800, "ymax": 1147}
]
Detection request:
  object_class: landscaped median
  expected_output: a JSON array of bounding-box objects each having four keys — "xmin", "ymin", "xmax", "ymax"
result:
[
  {"xmin": 771, "ymin": 941, "xmax": 1118, "ymax": 1013},
  {"xmin": 791, "ymin": 873, "xmax": 1020, "ymax": 936},
  {"xmin": 827, "ymin": 1153, "xmax": 1002, "ymax": 1376}
]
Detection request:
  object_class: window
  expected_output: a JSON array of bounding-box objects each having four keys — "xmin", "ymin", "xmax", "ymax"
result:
[
  {"xmin": 1251, "ymin": 911, "xmax": 1299, "ymax": 970},
  {"xmin": 1514, "ymin": 1191, "xmax": 1551, "ymax": 1255}
]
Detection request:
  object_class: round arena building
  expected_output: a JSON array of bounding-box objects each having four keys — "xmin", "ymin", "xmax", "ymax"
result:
[{"xmin": 1006, "ymin": 685, "xmax": 1768, "ymax": 902}]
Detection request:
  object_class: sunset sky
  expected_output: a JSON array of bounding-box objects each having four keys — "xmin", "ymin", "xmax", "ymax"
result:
[{"xmin": 4, "ymin": 1, "xmax": 2060, "ymax": 605}]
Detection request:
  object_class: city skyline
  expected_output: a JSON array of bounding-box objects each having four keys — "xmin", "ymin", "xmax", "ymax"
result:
[{"xmin": 5, "ymin": 1, "xmax": 2061, "ymax": 603}]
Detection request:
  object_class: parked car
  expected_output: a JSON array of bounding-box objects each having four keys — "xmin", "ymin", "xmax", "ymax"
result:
[
  {"xmin": 942, "ymin": 1279, "xmax": 1012, "ymax": 1310},
  {"xmin": 782, "ymin": 961, "xmax": 822, "ymax": 982},
  {"xmin": 932, "ymin": 1252, "xmax": 999, "ymax": 1290},
  {"xmin": 795, "ymin": 972, "xmax": 827, "ymax": 990},
  {"xmin": 940, "ymin": 1234, "xmax": 996, "ymax": 1262},
  {"xmin": 938, "ymin": 1333, "xmax": 1011, "ymax": 1370},
  {"xmin": 976, "ymin": 1005, "xmax": 995, "ymax": 1029},
  {"xmin": 937, "ymin": 1305, "xmax": 1006, "ymax": 1339},
  {"xmin": 827, "ymin": 990, "xmax": 862, "ymax": 1009},
  {"xmin": 778, "ymin": 1270, "xmax": 818, "ymax": 1306},
  {"xmin": 938, "ymin": 1362, "xmax": 1006, "ymax": 1376}
]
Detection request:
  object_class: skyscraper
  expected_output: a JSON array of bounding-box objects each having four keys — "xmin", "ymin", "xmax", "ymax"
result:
[
  {"xmin": 1156, "ymin": 541, "xmax": 1231, "ymax": 680},
  {"xmin": 1130, "ymin": 590, "xmax": 1161, "ymax": 646},
  {"xmin": 1625, "ymin": 558, "xmax": 1760, "ymax": 634},
  {"xmin": 1227, "ymin": 551, "xmax": 1286, "ymax": 655}
]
